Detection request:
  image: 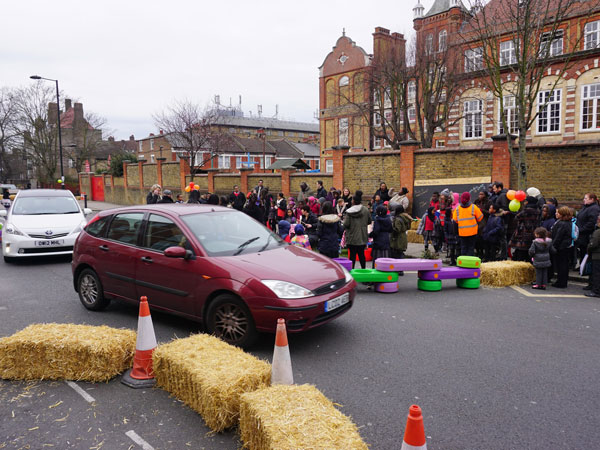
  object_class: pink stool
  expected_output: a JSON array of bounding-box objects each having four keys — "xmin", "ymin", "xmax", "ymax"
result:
[
  {"xmin": 375, "ymin": 281, "xmax": 400, "ymax": 293},
  {"xmin": 333, "ymin": 258, "xmax": 352, "ymax": 271}
]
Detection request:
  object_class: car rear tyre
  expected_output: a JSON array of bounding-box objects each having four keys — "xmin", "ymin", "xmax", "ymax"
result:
[
  {"xmin": 205, "ymin": 294, "xmax": 257, "ymax": 348},
  {"xmin": 78, "ymin": 268, "xmax": 110, "ymax": 311}
]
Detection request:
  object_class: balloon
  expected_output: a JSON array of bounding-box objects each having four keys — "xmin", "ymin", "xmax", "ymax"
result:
[
  {"xmin": 509, "ymin": 199, "xmax": 521, "ymax": 212},
  {"xmin": 189, "ymin": 182, "xmax": 195, "ymax": 188},
  {"xmin": 57, "ymin": 179, "xmax": 63, "ymax": 184},
  {"xmin": 194, "ymin": 184, "xmax": 200, "ymax": 190},
  {"xmin": 515, "ymin": 190, "xmax": 526, "ymax": 202},
  {"xmin": 185, "ymin": 186, "xmax": 191, "ymax": 192},
  {"xmin": 506, "ymin": 190, "xmax": 516, "ymax": 201}
]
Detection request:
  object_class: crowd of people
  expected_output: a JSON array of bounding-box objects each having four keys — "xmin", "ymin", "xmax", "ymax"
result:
[{"xmin": 145, "ymin": 180, "xmax": 600, "ymax": 297}]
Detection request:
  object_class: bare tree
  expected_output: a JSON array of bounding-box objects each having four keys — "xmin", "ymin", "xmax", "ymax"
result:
[
  {"xmin": 0, "ymin": 87, "xmax": 20, "ymax": 182},
  {"xmin": 154, "ymin": 100, "xmax": 231, "ymax": 180},
  {"xmin": 460, "ymin": 0, "xmax": 599, "ymax": 188}
]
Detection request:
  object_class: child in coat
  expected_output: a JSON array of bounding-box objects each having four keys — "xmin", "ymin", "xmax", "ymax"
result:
[
  {"xmin": 290, "ymin": 224, "xmax": 312, "ymax": 250},
  {"xmin": 529, "ymin": 227, "xmax": 555, "ymax": 290},
  {"xmin": 422, "ymin": 207, "xmax": 436, "ymax": 252},
  {"xmin": 369, "ymin": 205, "xmax": 393, "ymax": 267},
  {"xmin": 443, "ymin": 208, "xmax": 459, "ymax": 265}
]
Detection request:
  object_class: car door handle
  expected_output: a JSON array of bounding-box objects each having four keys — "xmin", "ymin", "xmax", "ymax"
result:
[
  {"xmin": 141, "ymin": 256, "xmax": 153, "ymax": 263},
  {"xmin": 99, "ymin": 245, "xmax": 109, "ymax": 252}
]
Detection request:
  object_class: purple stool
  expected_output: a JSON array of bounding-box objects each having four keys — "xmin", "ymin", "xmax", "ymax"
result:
[
  {"xmin": 418, "ymin": 267, "xmax": 481, "ymax": 281},
  {"xmin": 374, "ymin": 258, "xmax": 442, "ymax": 272},
  {"xmin": 375, "ymin": 281, "xmax": 399, "ymax": 293},
  {"xmin": 333, "ymin": 258, "xmax": 352, "ymax": 271}
]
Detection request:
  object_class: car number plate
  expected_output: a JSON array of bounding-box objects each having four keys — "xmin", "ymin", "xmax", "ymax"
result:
[
  {"xmin": 324, "ymin": 292, "xmax": 349, "ymax": 312},
  {"xmin": 35, "ymin": 239, "xmax": 65, "ymax": 247}
]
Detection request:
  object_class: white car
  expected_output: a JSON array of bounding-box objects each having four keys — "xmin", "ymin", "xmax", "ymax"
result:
[{"xmin": 1, "ymin": 189, "xmax": 92, "ymax": 262}]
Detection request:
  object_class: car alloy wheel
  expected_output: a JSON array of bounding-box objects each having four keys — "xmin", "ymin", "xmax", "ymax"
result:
[
  {"xmin": 206, "ymin": 294, "xmax": 257, "ymax": 348},
  {"xmin": 77, "ymin": 268, "xmax": 110, "ymax": 311}
]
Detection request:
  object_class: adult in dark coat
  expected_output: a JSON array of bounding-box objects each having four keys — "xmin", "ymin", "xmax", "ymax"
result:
[
  {"xmin": 373, "ymin": 183, "xmax": 391, "ymax": 202},
  {"xmin": 316, "ymin": 202, "xmax": 343, "ymax": 258},
  {"xmin": 188, "ymin": 190, "xmax": 200, "ymax": 204},
  {"xmin": 474, "ymin": 191, "xmax": 492, "ymax": 259},
  {"xmin": 540, "ymin": 204, "xmax": 556, "ymax": 231},
  {"xmin": 146, "ymin": 184, "xmax": 161, "ymax": 204},
  {"xmin": 157, "ymin": 189, "xmax": 175, "ymax": 203},
  {"xmin": 482, "ymin": 204, "xmax": 504, "ymax": 261},
  {"xmin": 551, "ymin": 206, "xmax": 574, "ymax": 288},
  {"xmin": 315, "ymin": 181, "xmax": 327, "ymax": 200},
  {"xmin": 585, "ymin": 214, "xmax": 600, "ymax": 297},
  {"xmin": 301, "ymin": 205, "xmax": 319, "ymax": 249},
  {"xmin": 243, "ymin": 193, "xmax": 264, "ymax": 223},
  {"xmin": 343, "ymin": 195, "xmax": 371, "ymax": 269},
  {"xmin": 369, "ymin": 205, "xmax": 393, "ymax": 267},
  {"xmin": 229, "ymin": 185, "xmax": 246, "ymax": 211},
  {"xmin": 575, "ymin": 193, "xmax": 600, "ymax": 264},
  {"xmin": 509, "ymin": 196, "xmax": 540, "ymax": 261}
]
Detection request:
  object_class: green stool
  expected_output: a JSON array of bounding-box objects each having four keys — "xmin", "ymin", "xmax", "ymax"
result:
[
  {"xmin": 456, "ymin": 256, "xmax": 481, "ymax": 269},
  {"xmin": 417, "ymin": 279, "xmax": 442, "ymax": 292},
  {"xmin": 456, "ymin": 278, "xmax": 481, "ymax": 289},
  {"xmin": 350, "ymin": 269, "xmax": 399, "ymax": 283}
]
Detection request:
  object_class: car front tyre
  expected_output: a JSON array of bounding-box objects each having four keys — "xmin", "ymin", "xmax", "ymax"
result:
[
  {"xmin": 77, "ymin": 268, "xmax": 110, "ymax": 311},
  {"xmin": 205, "ymin": 294, "xmax": 257, "ymax": 348}
]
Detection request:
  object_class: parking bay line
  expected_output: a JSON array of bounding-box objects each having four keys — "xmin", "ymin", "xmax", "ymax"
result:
[
  {"xmin": 126, "ymin": 430, "xmax": 155, "ymax": 450},
  {"xmin": 510, "ymin": 285, "xmax": 587, "ymax": 298},
  {"xmin": 65, "ymin": 381, "xmax": 96, "ymax": 403}
]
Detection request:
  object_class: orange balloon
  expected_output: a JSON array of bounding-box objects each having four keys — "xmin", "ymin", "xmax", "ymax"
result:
[
  {"xmin": 185, "ymin": 186, "xmax": 191, "ymax": 192},
  {"xmin": 194, "ymin": 184, "xmax": 200, "ymax": 190},
  {"xmin": 506, "ymin": 190, "xmax": 516, "ymax": 201}
]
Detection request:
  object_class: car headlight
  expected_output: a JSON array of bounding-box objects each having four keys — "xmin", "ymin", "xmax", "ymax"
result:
[
  {"xmin": 71, "ymin": 220, "xmax": 87, "ymax": 234},
  {"xmin": 5, "ymin": 223, "xmax": 24, "ymax": 236},
  {"xmin": 261, "ymin": 280, "xmax": 314, "ymax": 299},
  {"xmin": 341, "ymin": 265, "xmax": 353, "ymax": 284}
]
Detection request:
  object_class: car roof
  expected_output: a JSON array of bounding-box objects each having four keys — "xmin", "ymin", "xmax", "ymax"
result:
[
  {"xmin": 16, "ymin": 189, "xmax": 75, "ymax": 198},
  {"xmin": 97, "ymin": 203, "xmax": 233, "ymax": 217}
]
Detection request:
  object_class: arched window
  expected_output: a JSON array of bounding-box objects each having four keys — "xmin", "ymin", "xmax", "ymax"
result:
[
  {"xmin": 339, "ymin": 76, "xmax": 350, "ymax": 87},
  {"xmin": 438, "ymin": 30, "xmax": 447, "ymax": 52},
  {"xmin": 426, "ymin": 34, "xmax": 433, "ymax": 54}
]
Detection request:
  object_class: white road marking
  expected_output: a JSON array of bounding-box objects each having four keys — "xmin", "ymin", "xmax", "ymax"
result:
[
  {"xmin": 126, "ymin": 430, "xmax": 155, "ymax": 450},
  {"xmin": 65, "ymin": 381, "xmax": 96, "ymax": 403},
  {"xmin": 510, "ymin": 285, "xmax": 587, "ymax": 298}
]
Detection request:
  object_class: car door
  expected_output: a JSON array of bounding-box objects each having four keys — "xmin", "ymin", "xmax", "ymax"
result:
[
  {"xmin": 96, "ymin": 212, "xmax": 144, "ymax": 301},
  {"xmin": 135, "ymin": 213, "xmax": 199, "ymax": 317}
]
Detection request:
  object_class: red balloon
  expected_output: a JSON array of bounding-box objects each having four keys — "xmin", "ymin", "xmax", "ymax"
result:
[{"xmin": 515, "ymin": 190, "xmax": 526, "ymax": 202}]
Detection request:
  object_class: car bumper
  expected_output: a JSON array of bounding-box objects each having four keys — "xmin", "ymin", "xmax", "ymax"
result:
[
  {"xmin": 2, "ymin": 233, "xmax": 78, "ymax": 257},
  {"xmin": 250, "ymin": 280, "xmax": 357, "ymax": 333}
]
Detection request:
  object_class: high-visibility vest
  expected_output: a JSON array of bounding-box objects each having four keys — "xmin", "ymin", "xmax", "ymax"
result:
[{"xmin": 453, "ymin": 204, "xmax": 483, "ymax": 237}]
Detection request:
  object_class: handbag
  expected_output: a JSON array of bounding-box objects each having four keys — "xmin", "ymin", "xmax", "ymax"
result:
[{"xmin": 580, "ymin": 254, "xmax": 592, "ymax": 276}]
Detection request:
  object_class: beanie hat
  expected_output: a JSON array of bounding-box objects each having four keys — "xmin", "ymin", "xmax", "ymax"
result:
[
  {"xmin": 526, "ymin": 187, "xmax": 541, "ymax": 198},
  {"xmin": 277, "ymin": 220, "xmax": 290, "ymax": 238},
  {"xmin": 294, "ymin": 224, "xmax": 305, "ymax": 235},
  {"xmin": 526, "ymin": 196, "xmax": 538, "ymax": 205},
  {"xmin": 460, "ymin": 192, "xmax": 471, "ymax": 204}
]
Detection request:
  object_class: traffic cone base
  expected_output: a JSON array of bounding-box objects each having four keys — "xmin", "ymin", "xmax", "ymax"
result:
[
  {"xmin": 121, "ymin": 296, "xmax": 158, "ymax": 389},
  {"xmin": 271, "ymin": 318, "xmax": 293, "ymax": 385},
  {"xmin": 401, "ymin": 405, "xmax": 427, "ymax": 450}
]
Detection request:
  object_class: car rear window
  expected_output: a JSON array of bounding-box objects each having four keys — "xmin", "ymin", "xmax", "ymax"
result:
[
  {"xmin": 106, "ymin": 213, "xmax": 144, "ymax": 245},
  {"xmin": 85, "ymin": 216, "xmax": 111, "ymax": 238}
]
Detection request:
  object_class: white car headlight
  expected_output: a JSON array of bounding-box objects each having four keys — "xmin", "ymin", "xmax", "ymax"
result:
[
  {"xmin": 341, "ymin": 266, "xmax": 353, "ymax": 284},
  {"xmin": 71, "ymin": 220, "xmax": 87, "ymax": 234},
  {"xmin": 5, "ymin": 223, "xmax": 24, "ymax": 236},
  {"xmin": 261, "ymin": 280, "xmax": 314, "ymax": 299}
]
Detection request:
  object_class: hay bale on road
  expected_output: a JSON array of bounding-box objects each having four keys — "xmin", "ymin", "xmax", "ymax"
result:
[
  {"xmin": 0, "ymin": 324, "xmax": 136, "ymax": 382},
  {"xmin": 407, "ymin": 230, "xmax": 424, "ymax": 243},
  {"xmin": 152, "ymin": 333, "xmax": 270, "ymax": 432},
  {"xmin": 480, "ymin": 260, "xmax": 535, "ymax": 287},
  {"xmin": 239, "ymin": 384, "xmax": 368, "ymax": 450},
  {"xmin": 410, "ymin": 219, "xmax": 420, "ymax": 231}
]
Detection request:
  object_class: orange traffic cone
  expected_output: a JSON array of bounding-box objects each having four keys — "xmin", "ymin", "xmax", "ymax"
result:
[
  {"xmin": 270, "ymin": 318, "xmax": 293, "ymax": 385},
  {"xmin": 121, "ymin": 296, "xmax": 158, "ymax": 388},
  {"xmin": 401, "ymin": 404, "xmax": 427, "ymax": 450}
]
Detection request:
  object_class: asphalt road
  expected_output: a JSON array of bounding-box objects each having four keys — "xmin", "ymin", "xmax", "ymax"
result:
[{"xmin": 1, "ymin": 255, "xmax": 599, "ymax": 449}]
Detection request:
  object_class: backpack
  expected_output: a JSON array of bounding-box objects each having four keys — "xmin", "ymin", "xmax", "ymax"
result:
[{"xmin": 571, "ymin": 220, "xmax": 579, "ymax": 245}]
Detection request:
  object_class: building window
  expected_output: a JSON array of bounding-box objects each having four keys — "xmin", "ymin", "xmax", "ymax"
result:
[
  {"xmin": 384, "ymin": 110, "xmax": 393, "ymax": 121},
  {"xmin": 464, "ymin": 99, "xmax": 483, "ymax": 138},
  {"xmin": 68, "ymin": 158, "xmax": 75, "ymax": 168},
  {"xmin": 465, "ymin": 47, "xmax": 483, "ymax": 72},
  {"xmin": 339, "ymin": 76, "xmax": 349, "ymax": 87},
  {"xmin": 278, "ymin": 130, "xmax": 284, "ymax": 136},
  {"xmin": 499, "ymin": 96, "xmax": 519, "ymax": 135},
  {"xmin": 539, "ymin": 30, "xmax": 563, "ymax": 57},
  {"xmin": 537, "ymin": 89, "xmax": 561, "ymax": 133},
  {"xmin": 218, "ymin": 155, "xmax": 230, "ymax": 169},
  {"xmin": 438, "ymin": 30, "xmax": 447, "ymax": 52},
  {"xmin": 373, "ymin": 113, "xmax": 382, "ymax": 126},
  {"xmin": 314, "ymin": 159, "xmax": 320, "ymax": 170},
  {"xmin": 325, "ymin": 159, "xmax": 334, "ymax": 173},
  {"xmin": 408, "ymin": 106, "xmax": 416, "ymax": 123},
  {"xmin": 339, "ymin": 118, "xmax": 349, "ymax": 145},
  {"xmin": 408, "ymin": 81, "xmax": 416, "ymax": 101},
  {"xmin": 500, "ymin": 40, "xmax": 516, "ymax": 65},
  {"xmin": 581, "ymin": 83, "xmax": 600, "ymax": 130},
  {"xmin": 149, "ymin": 139, "xmax": 154, "ymax": 150},
  {"xmin": 436, "ymin": 140, "xmax": 445, "ymax": 148},
  {"xmin": 138, "ymin": 141, "xmax": 142, "ymax": 152},
  {"xmin": 426, "ymin": 34, "xmax": 433, "ymax": 55},
  {"xmin": 374, "ymin": 137, "xmax": 383, "ymax": 149},
  {"xmin": 236, "ymin": 156, "xmax": 243, "ymax": 168},
  {"xmin": 585, "ymin": 21, "xmax": 600, "ymax": 50},
  {"xmin": 264, "ymin": 156, "xmax": 272, "ymax": 169},
  {"xmin": 150, "ymin": 154, "xmax": 155, "ymax": 163}
]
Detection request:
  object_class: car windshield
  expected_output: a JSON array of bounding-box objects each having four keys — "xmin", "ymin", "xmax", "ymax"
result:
[
  {"xmin": 181, "ymin": 210, "xmax": 284, "ymax": 256},
  {"xmin": 12, "ymin": 196, "xmax": 80, "ymax": 215}
]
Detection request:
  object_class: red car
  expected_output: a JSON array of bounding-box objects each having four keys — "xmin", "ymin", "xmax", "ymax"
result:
[{"xmin": 72, "ymin": 204, "xmax": 356, "ymax": 347}]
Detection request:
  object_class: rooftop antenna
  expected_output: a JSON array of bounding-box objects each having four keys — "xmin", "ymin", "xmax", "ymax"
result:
[
  {"xmin": 257, "ymin": 105, "xmax": 262, "ymax": 118},
  {"xmin": 275, "ymin": 104, "xmax": 279, "ymax": 119},
  {"xmin": 342, "ymin": 28, "xmax": 346, "ymax": 36},
  {"xmin": 239, "ymin": 95, "xmax": 242, "ymax": 107}
]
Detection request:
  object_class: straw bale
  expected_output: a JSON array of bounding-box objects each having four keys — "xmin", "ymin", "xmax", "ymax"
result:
[
  {"xmin": 152, "ymin": 333, "xmax": 271, "ymax": 432},
  {"xmin": 0, "ymin": 323, "xmax": 136, "ymax": 382},
  {"xmin": 239, "ymin": 384, "xmax": 368, "ymax": 450},
  {"xmin": 407, "ymin": 230, "xmax": 424, "ymax": 243},
  {"xmin": 480, "ymin": 260, "xmax": 535, "ymax": 287},
  {"xmin": 410, "ymin": 219, "xmax": 420, "ymax": 231}
]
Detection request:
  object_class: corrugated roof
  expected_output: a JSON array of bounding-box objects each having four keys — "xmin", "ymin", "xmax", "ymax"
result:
[{"xmin": 215, "ymin": 115, "xmax": 319, "ymax": 133}]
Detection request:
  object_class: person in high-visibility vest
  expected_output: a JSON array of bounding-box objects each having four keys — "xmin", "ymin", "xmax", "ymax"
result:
[{"xmin": 452, "ymin": 192, "xmax": 484, "ymax": 256}]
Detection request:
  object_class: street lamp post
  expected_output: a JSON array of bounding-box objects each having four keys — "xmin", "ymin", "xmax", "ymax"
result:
[{"xmin": 30, "ymin": 75, "xmax": 65, "ymax": 189}]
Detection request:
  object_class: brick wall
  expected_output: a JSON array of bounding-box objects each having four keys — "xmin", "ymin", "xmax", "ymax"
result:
[
  {"xmin": 343, "ymin": 151, "xmax": 402, "ymax": 193},
  {"xmin": 142, "ymin": 164, "xmax": 157, "ymax": 188},
  {"xmin": 414, "ymin": 149, "xmax": 493, "ymax": 180},
  {"xmin": 126, "ymin": 164, "xmax": 139, "ymax": 186},
  {"xmin": 248, "ymin": 175, "xmax": 282, "ymax": 194},
  {"xmin": 162, "ymin": 162, "xmax": 180, "ymax": 188},
  {"xmin": 214, "ymin": 174, "xmax": 241, "ymax": 195},
  {"xmin": 289, "ymin": 174, "xmax": 334, "ymax": 197}
]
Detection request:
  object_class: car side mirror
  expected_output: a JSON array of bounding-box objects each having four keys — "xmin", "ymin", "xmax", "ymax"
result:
[
  {"xmin": 0, "ymin": 210, "xmax": 6, "ymax": 217},
  {"xmin": 83, "ymin": 208, "xmax": 92, "ymax": 215},
  {"xmin": 164, "ymin": 246, "xmax": 187, "ymax": 258}
]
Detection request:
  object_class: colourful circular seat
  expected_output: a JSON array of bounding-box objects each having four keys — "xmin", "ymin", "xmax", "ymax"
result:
[
  {"xmin": 456, "ymin": 278, "xmax": 481, "ymax": 289},
  {"xmin": 456, "ymin": 256, "xmax": 481, "ymax": 268},
  {"xmin": 417, "ymin": 279, "xmax": 442, "ymax": 292},
  {"xmin": 375, "ymin": 281, "xmax": 400, "ymax": 293},
  {"xmin": 350, "ymin": 269, "xmax": 399, "ymax": 283}
]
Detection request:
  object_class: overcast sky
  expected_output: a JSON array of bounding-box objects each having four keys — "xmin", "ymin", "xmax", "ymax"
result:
[{"xmin": 2, "ymin": 0, "xmax": 435, "ymax": 140}]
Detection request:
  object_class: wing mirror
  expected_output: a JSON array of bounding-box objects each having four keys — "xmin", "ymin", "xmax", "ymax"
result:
[{"xmin": 164, "ymin": 246, "xmax": 193, "ymax": 260}]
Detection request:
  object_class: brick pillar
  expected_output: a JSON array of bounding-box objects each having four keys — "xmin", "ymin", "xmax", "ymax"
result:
[
  {"xmin": 491, "ymin": 134, "xmax": 513, "ymax": 186},
  {"xmin": 239, "ymin": 168, "xmax": 252, "ymax": 194},
  {"xmin": 206, "ymin": 169, "xmax": 220, "ymax": 193},
  {"xmin": 331, "ymin": 145, "xmax": 350, "ymax": 191},
  {"xmin": 179, "ymin": 158, "xmax": 190, "ymax": 192},
  {"xmin": 138, "ymin": 160, "xmax": 145, "ymax": 190},
  {"xmin": 122, "ymin": 161, "xmax": 130, "ymax": 189},
  {"xmin": 399, "ymin": 140, "xmax": 419, "ymax": 212},
  {"xmin": 157, "ymin": 157, "xmax": 166, "ymax": 187},
  {"xmin": 280, "ymin": 168, "xmax": 294, "ymax": 197}
]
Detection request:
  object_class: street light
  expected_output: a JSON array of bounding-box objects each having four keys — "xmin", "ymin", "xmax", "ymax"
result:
[{"xmin": 30, "ymin": 75, "xmax": 65, "ymax": 189}]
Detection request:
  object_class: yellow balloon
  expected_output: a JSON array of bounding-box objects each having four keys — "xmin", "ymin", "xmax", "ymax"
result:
[
  {"xmin": 57, "ymin": 179, "xmax": 63, "ymax": 183},
  {"xmin": 194, "ymin": 184, "xmax": 200, "ymax": 190},
  {"xmin": 185, "ymin": 186, "xmax": 191, "ymax": 192}
]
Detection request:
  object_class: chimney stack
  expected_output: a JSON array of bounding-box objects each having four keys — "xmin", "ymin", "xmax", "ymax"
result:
[
  {"xmin": 64, "ymin": 99, "xmax": 72, "ymax": 111},
  {"xmin": 129, "ymin": 135, "xmax": 135, "ymax": 140},
  {"xmin": 48, "ymin": 102, "xmax": 58, "ymax": 126},
  {"xmin": 74, "ymin": 102, "xmax": 84, "ymax": 123}
]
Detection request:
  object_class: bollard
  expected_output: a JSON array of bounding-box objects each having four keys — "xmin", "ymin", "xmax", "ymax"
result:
[{"xmin": 82, "ymin": 192, "xmax": 88, "ymax": 209}]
